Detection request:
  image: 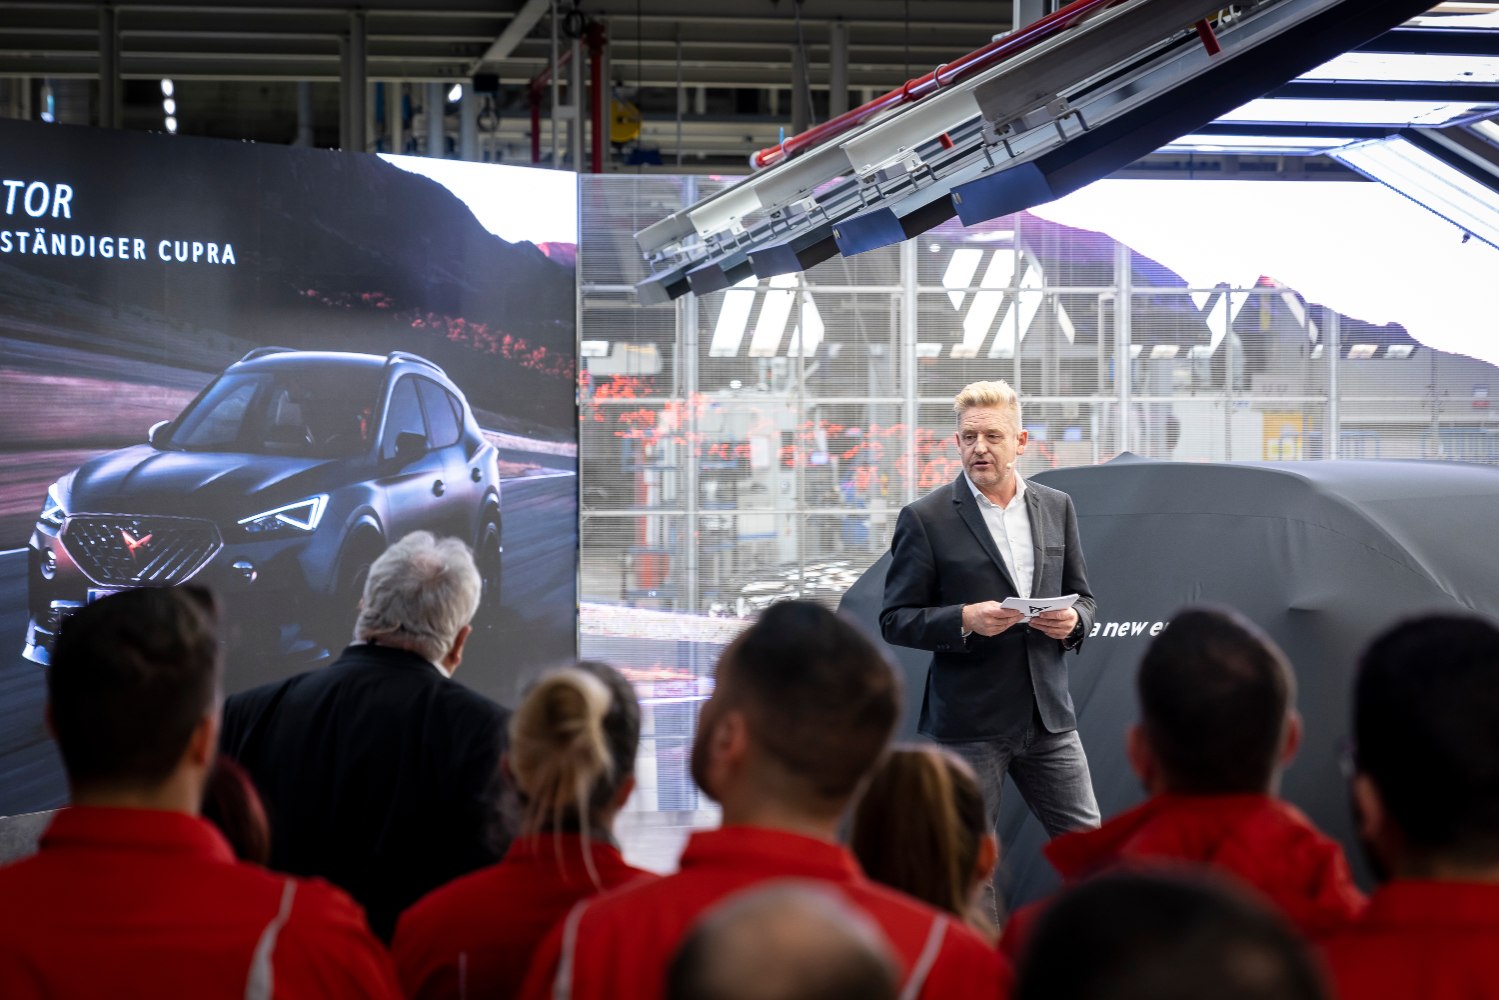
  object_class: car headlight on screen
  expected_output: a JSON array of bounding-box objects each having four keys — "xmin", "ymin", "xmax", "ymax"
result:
[
  {"xmin": 238, "ymin": 495, "xmax": 328, "ymax": 535},
  {"xmin": 39, "ymin": 484, "xmax": 67, "ymax": 528}
]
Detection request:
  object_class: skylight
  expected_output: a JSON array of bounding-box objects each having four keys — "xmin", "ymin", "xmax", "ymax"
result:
[
  {"xmin": 1301, "ymin": 51, "xmax": 1499, "ymax": 85},
  {"xmin": 1333, "ymin": 136, "xmax": 1499, "ymax": 249},
  {"xmin": 1218, "ymin": 98, "xmax": 1491, "ymax": 128}
]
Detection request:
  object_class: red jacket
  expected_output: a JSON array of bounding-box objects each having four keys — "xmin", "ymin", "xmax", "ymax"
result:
[
  {"xmin": 1322, "ymin": 881, "xmax": 1499, "ymax": 1000},
  {"xmin": 0, "ymin": 806, "xmax": 400, "ymax": 1000},
  {"xmin": 519, "ymin": 826, "xmax": 1011, "ymax": 1000},
  {"xmin": 1002, "ymin": 794, "xmax": 1365, "ymax": 961},
  {"xmin": 392, "ymin": 833, "xmax": 656, "ymax": 1000}
]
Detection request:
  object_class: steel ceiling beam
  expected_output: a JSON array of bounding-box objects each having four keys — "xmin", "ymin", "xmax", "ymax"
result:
[
  {"xmin": 468, "ymin": 0, "xmax": 549, "ymax": 74},
  {"xmin": 576, "ymin": 0, "xmax": 1014, "ymax": 28},
  {"xmin": 1190, "ymin": 121, "xmax": 1392, "ymax": 139},
  {"xmin": 0, "ymin": 0, "xmax": 1019, "ymax": 92},
  {"xmin": 1359, "ymin": 26, "xmax": 1499, "ymax": 56},
  {"xmin": 1269, "ymin": 80, "xmax": 1499, "ymax": 101},
  {"xmin": 0, "ymin": 1, "xmax": 515, "ymax": 13}
]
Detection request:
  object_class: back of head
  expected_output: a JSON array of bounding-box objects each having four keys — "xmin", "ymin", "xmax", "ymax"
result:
[
  {"xmin": 1015, "ymin": 871, "xmax": 1328, "ymax": 1000},
  {"xmin": 1137, "ymin": 606, "xmax": 1294, "ymax": 794},
  {"xmin": 668, "ymin": 881, "xmax": 898, "ymax": 1000},
  {"xmin": 851, "ymin": 746, "xmax": 988, "ymax": 923},
  {"xmin": 202, "ymin": 756, "xmax": 271, "ymax": 865},
  {"xmin": 1355, "ymin": 613, "xmax": 1499, "ymax": 868},
  {"xmin": 49, "ymin": 586, "xmax": 222, "ymax": 796},
  {"xmin": 355, "ymin": 531, "xmax": 481, "ymax": 664},
  {"xmin": 509, "ymin": 660, "xmax": 640, "ymax": 836},
  {"xmin": 702, "ymin": 600, "xmax": 899, "ymax": 815}
]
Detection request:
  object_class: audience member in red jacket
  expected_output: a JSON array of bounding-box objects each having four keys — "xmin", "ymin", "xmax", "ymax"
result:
[
  {"xmin": 1323, "ymin": 614, "xmax": 1499, "ymax": 1000},
  {"xmin": 0, "ymin": 587, "xmax": 399, "ymax": 999},
  {"xmin": 1003, "ymin": 607, "xmax": 1364, "ymax": 960},
  {"xmin": 521, "ymin": 600, "xmax": 1011, "ymax": 1000},
  {"xmin": 392, "ymin": 660, "xmax": 656, "ymax": 1000}
]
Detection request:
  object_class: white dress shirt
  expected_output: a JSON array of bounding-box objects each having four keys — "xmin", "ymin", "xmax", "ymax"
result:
[{"xmin": 965, "ymin": 471, "xmax": 1034, "ymax": 600}]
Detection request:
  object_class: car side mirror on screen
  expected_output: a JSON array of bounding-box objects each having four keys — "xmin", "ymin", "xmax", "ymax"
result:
[
  {"xmin": 148, "ymin": 419, "xmax": 172, "ymax": 448},
  {"xmin": 393, "ymin": 430, "xmax": 428, "ymax": 466}
]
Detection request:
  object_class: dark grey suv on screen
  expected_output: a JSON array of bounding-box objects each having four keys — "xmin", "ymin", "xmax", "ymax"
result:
[{"xmin": 24, "ymin": 348, "xmax": 503, "ymax": 664}]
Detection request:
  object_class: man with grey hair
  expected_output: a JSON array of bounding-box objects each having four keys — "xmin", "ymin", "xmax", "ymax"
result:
[
  {"xmin": 882, "ymin": 380, "xmax": 1099, "ymax": 906},
  {"xmin": 354, "ymin": 531, "xmax": 483, "ymax": 666},
  {"xmin": 222, "ymin": 531, "xmax": 510, "ymax": 941}
]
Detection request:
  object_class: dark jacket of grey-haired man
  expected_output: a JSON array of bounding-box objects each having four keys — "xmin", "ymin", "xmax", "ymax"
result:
[{"xmin": 222, "ymin": 531, "xmax": 509, "ymax": 942}]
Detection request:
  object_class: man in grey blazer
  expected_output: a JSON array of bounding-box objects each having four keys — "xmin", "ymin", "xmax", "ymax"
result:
[{"xmin": 881, "ymin": 380, "xmax": 1100, "ymax": 848}]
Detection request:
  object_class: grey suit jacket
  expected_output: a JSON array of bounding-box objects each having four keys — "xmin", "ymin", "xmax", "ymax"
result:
[{"xmin": 880, "ymin": 473, "xmax": 1096, "ymax": 742}]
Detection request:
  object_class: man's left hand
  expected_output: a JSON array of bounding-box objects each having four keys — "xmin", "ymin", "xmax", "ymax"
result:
[{"xmin": 1028, "ymin": 607, "xmax": 1079, "ymax": 640}]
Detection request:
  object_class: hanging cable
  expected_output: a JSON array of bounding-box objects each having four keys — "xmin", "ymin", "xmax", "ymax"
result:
[
  {"xmin": 904, "ymin": 0, "xmax": 911, "ymax": 80},
  {"xmin": 792, "ymin": 0, "xmax": 816, "ymax": 125}
]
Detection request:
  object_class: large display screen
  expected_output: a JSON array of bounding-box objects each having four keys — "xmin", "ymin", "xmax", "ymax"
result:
[{"xmin": 0, "ymin": 120, "xmax": 579, "ymax": 816}]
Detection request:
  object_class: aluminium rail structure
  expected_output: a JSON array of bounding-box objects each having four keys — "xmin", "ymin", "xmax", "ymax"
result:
[{"xmin": 632, "ymin": 0, "xmax": 1437, "ymax": 303}]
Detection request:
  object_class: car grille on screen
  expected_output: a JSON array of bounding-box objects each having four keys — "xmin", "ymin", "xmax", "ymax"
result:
[{"xmin": 63, "ymin": 515, "xmax": 222, "ymax": 587}]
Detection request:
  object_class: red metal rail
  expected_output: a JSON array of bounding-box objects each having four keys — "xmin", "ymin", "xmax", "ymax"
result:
[
  {"xmin": 529, "ymin": 23, "xmax": 609, "ymax": 172},
  {"xmin": 751, "ymin": 0, "xmax": 1186, "ymax": 170},
  {"xmin": 527, "ymin": 48, "xmax": 573, "ymax": 165}
]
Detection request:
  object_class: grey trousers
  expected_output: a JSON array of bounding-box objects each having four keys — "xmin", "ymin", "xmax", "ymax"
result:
[{"xmin": 942, "ymin": 709, "xmax": 1101, "ymax": 918}]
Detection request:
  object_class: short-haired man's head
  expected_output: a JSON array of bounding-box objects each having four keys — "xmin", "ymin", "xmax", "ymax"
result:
[
  {"xmin": 509, "ymin": 659, "xmax": 641, "ymax": 835},
  {"xmin": 1137, "ymin": 607, "xmax": 1295, "ymax": 794},
  {"xmin": 48, "ymin": 586, "xmax": 222, "ymax": 794},
  {"xmin": 1355, "ymin": 613, "xmax": 1499, "ymax": 868},
  {"xmin": 953, "ymin": 380, "xmax": 1022, "ymax": 427},
  {"xmin": 355, "ymin": 531, "xmax": 481, "ymax": 663},
  {"xmin": 668, "ymin": 882, "xmax": 898, "ymax": 1000},
  {"xmin": 695, "ymin": 600, "xmax": 899, "ymax": 815},
  {"xmin": 1015, "ymin": 871, "xmax": 1328, "ymax": 1000}
]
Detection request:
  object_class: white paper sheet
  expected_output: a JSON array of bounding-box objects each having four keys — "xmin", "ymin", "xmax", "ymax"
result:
[{"xmin": 1000, "ymin": 594, "xmax": 1080, "ymax": 620}]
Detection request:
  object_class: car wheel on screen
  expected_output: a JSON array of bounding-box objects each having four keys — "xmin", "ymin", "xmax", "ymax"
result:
[
  {"xmin": 323, "ymin": 534, "xmax": 382, "ymax": 654},
  {"xmin": 476, "ymin": 514, "xmax": 503, "ymax": 616}
]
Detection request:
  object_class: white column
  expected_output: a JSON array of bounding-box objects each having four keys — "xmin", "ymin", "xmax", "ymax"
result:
[{"xmin": 426, "ymin": 81, "xmax": 445, "ymax": 157}]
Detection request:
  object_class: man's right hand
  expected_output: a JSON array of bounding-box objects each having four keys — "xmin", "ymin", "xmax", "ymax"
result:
[{"xmin": 962, "ymin": 601, "xmax": 1026, "ymax": 637}]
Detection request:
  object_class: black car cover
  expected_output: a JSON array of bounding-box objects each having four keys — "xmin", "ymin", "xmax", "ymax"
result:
[{"xmin": 841, "ymin": 455, "xmax": 1499, "ymax": 907}]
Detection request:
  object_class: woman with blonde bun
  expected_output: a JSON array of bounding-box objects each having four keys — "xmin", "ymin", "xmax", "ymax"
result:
[
  {"xmin": 851, "ymin": 745, "xmax": 1001, "ymax": 945},
  {"xmin": 393, "ymin": 661, "xmax": 655, "ymax": 1000}
]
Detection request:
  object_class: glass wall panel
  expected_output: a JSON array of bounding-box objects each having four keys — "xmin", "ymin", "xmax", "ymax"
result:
[
  {"xmin": 1339, "ymin": 347, "xmax": 1499, "ymax": 463},
  {"xmin": 581, "ymin": 293, "xmax": 678, "ymax": 397},
  {"xmin": 580, "ymin": 176, "xmax": 728, "ymax": 287},
  {"xmin": 577, "ymin": 175, "xmax": 1499, "ymax": 845},
  {"xmin": 578, "ymin": 512, "xmax": 687, "ymax": 608}
]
